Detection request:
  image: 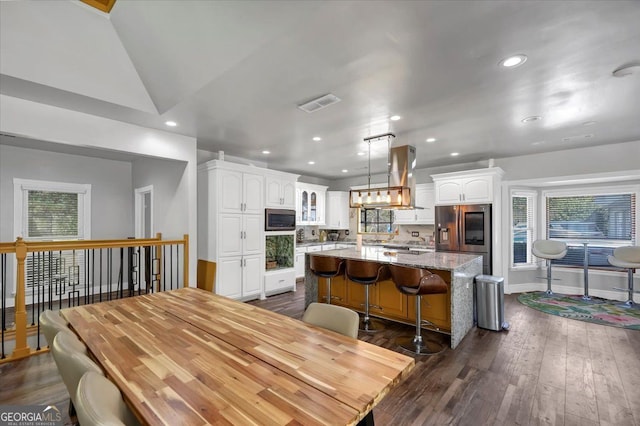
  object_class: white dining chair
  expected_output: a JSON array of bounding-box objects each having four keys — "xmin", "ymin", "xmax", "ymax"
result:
[
  {"xmin": 51, "ymin": 331, "xmax": 103, "ymax": 419},
  {"xmin": 76, "ymin": 371, "xmax": 140, "ymax": 426},
  {"xmin": 302, "ymin": 302, "xmax": 359, "ymax": 338}
]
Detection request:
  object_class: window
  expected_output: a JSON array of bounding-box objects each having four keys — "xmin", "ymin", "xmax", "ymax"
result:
[
  {"xmin": 14, "ymin": 179, "xmax": 91, "ymax": 241},
  {"xmin": 511, "ymin": 190, "xmax": 536, "ymax": 267},
  {"xmin": 14, "ymin": 179, "xmax": 91, "ymax": 289},
  {"xmin": 543, "ymin": 187, "xmax": 636, "ymax": 268},
  {"xmin": 359, "ymin": 208, "xmax": 394, "ymax": 234}
]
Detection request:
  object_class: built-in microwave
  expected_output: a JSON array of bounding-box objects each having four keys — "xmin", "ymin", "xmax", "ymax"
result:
[{"xmin": 265, "ymin": 209, "xmax": 296, "ymax": 231}]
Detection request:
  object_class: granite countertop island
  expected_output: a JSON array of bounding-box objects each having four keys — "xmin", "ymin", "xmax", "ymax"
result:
[{"xmin": 304, "ymin": 246, "xmax": 483, "ymax": 349}]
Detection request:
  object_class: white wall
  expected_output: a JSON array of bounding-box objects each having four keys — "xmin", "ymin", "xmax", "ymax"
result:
[
  {"xmin": 132, "ymin": 157, "xmax": 189, "ymax": 240},
  {"xmin": 0, "ymin": 144, "xmax": 134, "ymax": 241},
  {"xmin": 0, "ymin": 95, "xmax": 198, "ymax": 286}
]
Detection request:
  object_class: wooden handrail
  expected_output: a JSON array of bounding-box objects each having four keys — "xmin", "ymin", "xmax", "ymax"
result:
[{"xmin": 0, "ymin": 234, "xmax": 189, "ymax": 364}]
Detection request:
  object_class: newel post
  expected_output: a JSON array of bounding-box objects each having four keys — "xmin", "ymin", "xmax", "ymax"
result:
[{"xmin": 12, "ymin": 237, "xmax": 31, "ymax": 358}]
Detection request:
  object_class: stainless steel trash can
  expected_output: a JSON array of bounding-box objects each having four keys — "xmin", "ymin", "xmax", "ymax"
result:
[{"xmin": 475, "ymin": 275, "xmax": 509, "ymax": 331}]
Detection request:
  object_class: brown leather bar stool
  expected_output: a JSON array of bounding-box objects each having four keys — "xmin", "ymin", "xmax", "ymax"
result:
[
  {"xmin": 388, "ymin": 264, "xmax": 448, "ymax": 355},
  {"xmin": 345, "ymin": 259, "xmax": 389, "ymax": 332},
  {"xmin": 310, "ymin": 256, "xmax": 345, "ymax": 304}
]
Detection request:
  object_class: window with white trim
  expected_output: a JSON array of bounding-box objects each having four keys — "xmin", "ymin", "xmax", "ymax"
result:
[
  {"xmin": 543, "ymin": 186, "xmax": 636, "ymax": 268},
  {"xmin": 511, "ymin": 190, "xmax": 536, "ymax": 267},
  {"xmin": 14, "ymin": 179, "xmax": 91, "ymax": 288}
]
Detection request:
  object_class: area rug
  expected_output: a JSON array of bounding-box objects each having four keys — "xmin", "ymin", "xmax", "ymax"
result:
[{"xmin": 517, "ymin": 292, "xmax": 640, "ymax": 330}]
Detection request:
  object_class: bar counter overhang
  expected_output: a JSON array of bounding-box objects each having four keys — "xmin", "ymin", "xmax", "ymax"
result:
[{"xmin": 304, "ymin": 246, "xmax": 483, "ymax": 349}]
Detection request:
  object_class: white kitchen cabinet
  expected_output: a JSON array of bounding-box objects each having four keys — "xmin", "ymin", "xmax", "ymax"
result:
[
  {"xmin": 295, "ymin": 247, "xmax": 306, "ymax": 279},
  {"xmin": 306, "ymin": 245, "xmax": 322, "ymax": 253},
  {"xmin": 394, "ymin": 184, "xmax": 434, "ymax": 224},
  {"xmin": 322, "ymin": 191, "xmax": 350, "ymax": 229},
  {"xmin": 217, "ymin": 255, "xmax": 262, "ymax": 300},
  {"xmin": 265, "ymin": 174, "xmax": 296, "ymax": 209},
  {"xmin": 218, "ymin": 214, "xmax": 262, "ymax": 257},
  {"xmin": 264, "ymin": 269, "xmax": 296, "ymax": 295},
  {"xmin": 431, "ymin": 168, "xmax": 504, "ymax": 205},
  {"xmin": 296, "ymin": 183, "xmax": 327, "ymax": 225},
  {"xmin": 198, "ymin": 160, "xmax": 299, "ymax": 301},
  {"xmin": 218, "ymin": 169, "xmax": 264, "ymax": 214}
]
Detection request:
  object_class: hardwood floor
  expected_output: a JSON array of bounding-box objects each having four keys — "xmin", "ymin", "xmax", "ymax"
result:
[{"xmin": 2, "ymin": 281, "xmax": 639, "ymax": 425}]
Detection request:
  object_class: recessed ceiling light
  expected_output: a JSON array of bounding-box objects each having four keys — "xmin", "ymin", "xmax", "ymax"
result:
[
  {"xmin": 500, "ymin": 54, "xmax": 527, "ymax": 68},
  {"xmin": 426, "ymin": 138, "xmax": 436, "ymax": 143},
  {"xmin": 390, "ymin": 115, "xmax": 401, "ymax": 121},
  {"xmin": 521, "ymin": 116, "xmax": 541, "ymax": 123},
  {"xmin": 357, "ymin": 152, "xmax": 365, "ymax": 156},
  {"xmin": 582, "ymin": 121, "xmax": 597, "ymax": 126},
  {"xmin": 342, "ymin": 169, "xmax": 348, "ymax": 173},
  {"xmin": 165, "ymin": 121, "xmax": 177, "ymax": 127},
  {"xmin": 312, "ymin": 136, "xmax": 322, "ymax": 141},
  {"xmin": 583, "ymin": 134, "xmax": 594, "ymax": 139},
  {"xmin": 262, "ymin": 150, "xmax": 270, "ymax": 154},
  {"xmin": 531, "ymin": 141, "xmax": 545, "ymax": 146},
  {"xmin": 450, "ymin": 152, "xmax": 460, "ymax": 157},
  {"xmin": 562, "ymin": 137, "xmax": 572, "ymax": 142},
  {"xmin": 308, "ymin": 161, "xmax": 315, "ymax": 165}
]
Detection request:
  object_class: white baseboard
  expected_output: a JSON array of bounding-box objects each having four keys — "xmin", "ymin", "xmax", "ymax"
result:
[{"xmin": 506, "ymin": 282, "xmax": 639, "ymax": 303}]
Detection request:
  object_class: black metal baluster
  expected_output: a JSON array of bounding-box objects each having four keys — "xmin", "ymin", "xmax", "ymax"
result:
[
  {"xmin": 163, "ymin": 245, "xmax": 166, "ymax": 292},
  {"xmin": 1, "ymin": 253, "xmax": 6, "ymax": 359},
  {"xmin": 99, "ymin": 249, "xmax": 103, "ymax": 303}
]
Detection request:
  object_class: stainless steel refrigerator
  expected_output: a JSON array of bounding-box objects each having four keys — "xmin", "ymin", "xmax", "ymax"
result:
[{"xmin": 435, "ymin": 204, "xmax": 492, "ymax": 275}]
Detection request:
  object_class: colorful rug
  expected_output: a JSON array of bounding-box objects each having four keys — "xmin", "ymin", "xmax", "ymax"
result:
[{"xmin": 517, "ymin": 292, "xmax": 640, "ymax": 330}]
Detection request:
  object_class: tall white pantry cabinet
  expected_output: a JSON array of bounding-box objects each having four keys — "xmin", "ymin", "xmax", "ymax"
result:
[{"xmin": 198, "ymin": 160, "xmax": 299, "ymax": 301}]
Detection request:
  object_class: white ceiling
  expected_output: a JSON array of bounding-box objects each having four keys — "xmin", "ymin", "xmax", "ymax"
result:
[{"xmin": 1, "ymin": 1, "xmax": 639, "ymax": 178}]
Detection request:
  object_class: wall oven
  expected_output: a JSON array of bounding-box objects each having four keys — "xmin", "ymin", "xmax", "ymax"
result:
[{"xmin": 265, "ymin": 209, "xmax": 296, "ymax": 231}]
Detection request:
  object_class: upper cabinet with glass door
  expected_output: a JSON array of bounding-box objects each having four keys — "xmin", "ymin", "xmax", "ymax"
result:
[{"xmin": 296, "ymin": 183, "xmax": 327, "ymax": 226}]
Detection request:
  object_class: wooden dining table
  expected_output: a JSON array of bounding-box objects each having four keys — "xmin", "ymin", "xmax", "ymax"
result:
[{"xmin": 61, "ymin": 287, "xmax": 415, "ymax": 425}]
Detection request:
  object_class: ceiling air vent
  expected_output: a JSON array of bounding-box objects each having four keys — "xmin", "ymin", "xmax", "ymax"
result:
[{"xmin": 297, "ymin": 93, "xmax": 341, "ymax": 113}]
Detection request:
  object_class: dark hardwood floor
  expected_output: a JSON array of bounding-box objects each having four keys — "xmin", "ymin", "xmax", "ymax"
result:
[{"xmin": 2, "ymin": 281, "xmax": 639, "ymax": 425}]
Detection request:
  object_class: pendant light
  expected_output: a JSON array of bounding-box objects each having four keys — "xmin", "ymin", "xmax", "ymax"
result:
[{"xmin": 349, "ymin": 132, "xmax": 415, "ymax": 209}]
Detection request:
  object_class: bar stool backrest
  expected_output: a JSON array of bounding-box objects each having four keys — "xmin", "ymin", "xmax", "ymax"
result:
[
  {"xmin": 388, "ymin": 264, "xmax": 448, "ymax": 296},
  {"xmin": 346, "ymin": 259, "xmax": 389, "ymax": 284},
  {"xmin": 310, "ymin": 256, "xmax": 344, "ymax": 277}
]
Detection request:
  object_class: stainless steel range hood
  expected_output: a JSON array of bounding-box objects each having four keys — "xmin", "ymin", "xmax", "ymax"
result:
[{"xmin": 349, "ymin": 135, "xmax": 416, "ymax": 209}]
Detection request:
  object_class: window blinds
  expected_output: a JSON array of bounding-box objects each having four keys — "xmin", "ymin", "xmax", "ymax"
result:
[
  {"xmin": 27, "ymin": 191, "xmax": 79, "ymax": 238},
  {"xmin": 545, "ymin": 193, "xmax": 635, "ymax": 242}
]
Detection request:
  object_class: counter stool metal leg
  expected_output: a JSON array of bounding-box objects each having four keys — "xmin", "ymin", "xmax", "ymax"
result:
[
  {"xmin": 325, "ymin": 278, "xmax": 332, "ymax": 304},
  {"xmin": 582, "ymin": 242, "xmax": 591, "ymax": 301},
  {"xmin": 361, "ymin": 285, "xmax": 381, "ymax": 332},
  {"xmin": 545, "ymin": 260, "xmax": 554, "ymax": 295},
  {"xmin": 622, "ymin": 269, "xmax": 636, "ymax": 306},
  {"xmin": 396, "ymin": 295, "xmax": 444, "ymax": 355}
]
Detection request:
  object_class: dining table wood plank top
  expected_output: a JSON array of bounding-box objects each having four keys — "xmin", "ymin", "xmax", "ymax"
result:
[{"xmin": 61, "ymin": 287, "xmax": 414, "ymax": 425}]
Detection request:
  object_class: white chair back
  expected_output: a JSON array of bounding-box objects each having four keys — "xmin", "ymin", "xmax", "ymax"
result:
[
  {"xmin": 76, "ymin": 371, "xmax": 140, "ymax": 426},
  {"xmin": 302, "ymin": 302, "xmax": 359, "ymax": 339}
]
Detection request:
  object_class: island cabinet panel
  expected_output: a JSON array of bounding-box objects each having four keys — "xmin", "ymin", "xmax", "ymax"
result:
[
  {"xmin": 372, "ymin": 280, "xmax": 408, "ymax": 319},
  {"xmin": 343, "ymin": 279, "xmax": 409, "ymax": 321}
]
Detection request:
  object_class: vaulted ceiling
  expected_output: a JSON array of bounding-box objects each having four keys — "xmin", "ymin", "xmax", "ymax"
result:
[{"xmin": 1, "ymin": 1, "xmax": 639, "ymax": 178}]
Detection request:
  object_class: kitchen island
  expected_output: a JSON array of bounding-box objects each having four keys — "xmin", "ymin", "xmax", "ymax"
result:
[{"xmin": 304, "ymin": 247, "xmax": 483, "ymax": 349}]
